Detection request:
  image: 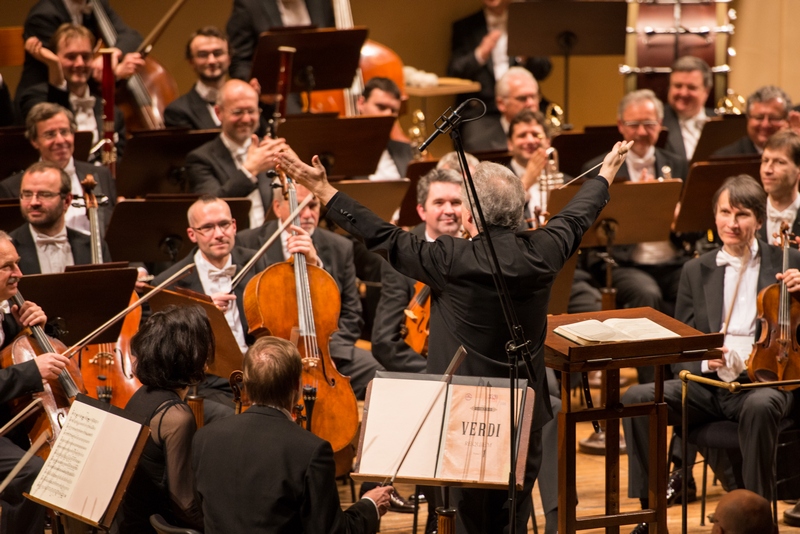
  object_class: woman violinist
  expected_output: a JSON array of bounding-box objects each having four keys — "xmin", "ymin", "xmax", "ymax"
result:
[
  {"xmin": 0, "ymin": 231, "xmax": 69, "ymax": 534},
  {"xmin": 112, "ymin": 305, "xmax": 211, "ymax": 533}
]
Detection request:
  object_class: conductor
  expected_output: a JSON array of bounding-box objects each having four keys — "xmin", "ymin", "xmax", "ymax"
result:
[{"xmin": 276, "ymin": 141, "xmax": 631, "ymax": 533}]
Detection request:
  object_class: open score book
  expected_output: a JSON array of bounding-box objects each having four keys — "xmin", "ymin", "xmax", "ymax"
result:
[{"xmin": 554, "ymin": 317, "xmax": 680, "ymax": 345}]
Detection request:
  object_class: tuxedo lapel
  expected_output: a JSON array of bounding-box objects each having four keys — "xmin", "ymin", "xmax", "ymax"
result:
[
  {"xmin": 14, "ymin": 225, "xmax": 42, "ymax": 275},
  {"xmin": 68, "ymin": 229, "xmax": 92, "ymax": 265},
  {"xmin": 758, "ymin": 240, "xmax": 780, "ymax": 291},
  {"xmin": 261, "ymin": 0, "xmax": 284, "ymax": 27},
  {"xmin": 700, "ymin": 252, "xmax": 724, "ymax": 333}
]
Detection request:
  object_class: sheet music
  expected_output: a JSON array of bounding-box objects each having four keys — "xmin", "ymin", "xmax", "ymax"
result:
[{"xmin": 29, "ymin": 399, "xmax": 145, "ymax": 523}]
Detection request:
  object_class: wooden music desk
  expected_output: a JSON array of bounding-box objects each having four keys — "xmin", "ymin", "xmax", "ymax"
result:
[{"xmin": 545, "ymin": 307, "xmax": 722, "ymax": 534}]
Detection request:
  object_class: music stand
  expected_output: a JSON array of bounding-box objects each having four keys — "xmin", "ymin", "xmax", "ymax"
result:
[
  {"xmin": 551, "ymin": 130, "xmax": 624, "ymax": 179},
  {"xmin": 251, "ymin": 28, "xmax": 367, "ymax": 94},
  {"xmin": 278, "ymin": 115, "xmax": 394, "ymax": 178},
  {"xmin": 673, "ymin": 158, "xmax": 761, "ymax": 234},
  {"xmin": 0, "ymin": 128, "xmax": 91, "ymax": 179},
  {"xmin": 104, "ymin": 198, "xmax": 252, "ymax": 263},
  {"xmin": 691, "ymin": 114, "xmax": 748, "ymax": 163},
  {"xmin": 115, "ymin": 129, "xmax": 219, "ymax": 198},
  {"xmin": 547, "ymin": 180, "xmax": 684, "ymax": 248},
  {"xmin": 507, "ymin": 2, "xmax": 627, "ymax": 122},
  {"xmin": 148, "ymin": 288, "xmax": 244, "ymax": 381},
  {"xmin": 0, "ymin": 200, "xmax": 24, "ymax": 232},
  {"xmin": 17, "ymin": 267, "xmax": 138, "ymax": 345},
  {"xmin": 335, "ymin": 179, "xmax": 410, "ymax": 223}
]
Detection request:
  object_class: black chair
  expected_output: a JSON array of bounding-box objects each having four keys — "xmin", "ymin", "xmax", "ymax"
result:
[{"xmin": 149, "ymin": 515, "xmax": 202, "ymax": 534}]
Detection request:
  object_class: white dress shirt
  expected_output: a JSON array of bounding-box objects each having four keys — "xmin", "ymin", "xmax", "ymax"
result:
[
  {"xmin": 711, "ymin": 239, "xmax": 760, "ymax": 381},
  {"xmin": 194, "ymin": 250, "xmax": 248, "ymax": 353},
  {"xmin": 511, "ymin": 159, "xmax": 544, "ymax": 226},
  {"xmin": 68, "ymin": 85, "xmax": 99, "ymax": 144},
  {"xmin": 62, "ymin": 0, "xmax": 90, "ymax": 25},
  {"xmin": 368, "ymin": 149, "xmax": 401, "ymax": 181},
  {"xmin": 220, "ymin": 134, "xmax": 266, "ymax": 228},
  {"xmin": 62, "ymin": 157, "xmax": 90, "ymax": 235},
  {"xmin": 194, "ymin": 82, "xmax": 222, "ymax": 127},
  {"xmin": 29, "ymin": 225, "xmax": 74, "ymax": 274},
  {"xmin": 482, "ymin": 8, "xmax": 509, "ymax": 82},
  {"xmin": 678, "ymin": 108, "xmax": 707, "ymax": 160},
  {"xmin": 765, "ymin": 195, "xmax": 800, "ymax": 244},
  {"xmin": 277, "ymin": 0, "xmax": 312, "ymax": 26}
]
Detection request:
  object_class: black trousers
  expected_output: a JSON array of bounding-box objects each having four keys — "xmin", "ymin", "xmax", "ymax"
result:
[{"xmin": 0, "ymin": 437, "xmax": 45, "ymax": 534}]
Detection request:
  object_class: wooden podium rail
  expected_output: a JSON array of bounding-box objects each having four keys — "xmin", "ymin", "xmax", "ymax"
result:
[{"xmin": 545, "ymin": 308, "xmax": 722, "ymax": 534}]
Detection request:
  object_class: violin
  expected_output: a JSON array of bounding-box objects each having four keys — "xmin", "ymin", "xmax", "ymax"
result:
[
  {"xmin": 242, "ymin": 178, "xmax": 359, "ymax": 453},
  {"xmin": 76, "ymin": 175, "xmax": 142, "ymax": 408},
  {"xmin": 400, "ymin": 281, "xmax": 430, "ymax": 357},
  {"xmin": 0, "ymin": 293, "xmax": 85, "ymax": 458},
  {"xmin": 748, "ymin": 222, "xmax": 800, "ymax": 390}
]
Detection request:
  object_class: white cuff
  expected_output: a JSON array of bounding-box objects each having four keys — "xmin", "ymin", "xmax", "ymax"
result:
[{"xmin": 361, "ymin": 496, "xmax": 381, "ymax": 521}]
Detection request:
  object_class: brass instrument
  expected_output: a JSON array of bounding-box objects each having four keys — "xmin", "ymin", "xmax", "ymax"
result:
[
  {"xmin": 535, "ymin": 147, "xmax": 564, "ymax": 227},
  {"xmin": 716, "ymin": 89, "xmax": 747, "ymax": 115},
  {"xmin": 544, "ymin": 102, "xmax": 568, "ymax": 137},
  {"xmin": 408, "ymin": 109, "xmax": 428, "ymax": 159}
]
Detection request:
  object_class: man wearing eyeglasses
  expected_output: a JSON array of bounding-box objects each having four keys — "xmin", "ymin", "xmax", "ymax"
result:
[
  {"xmin": 714, "ymin": 86, "xmax": 792, "ymax": 157},
  {"xmin": 152, "ymin": 195, "xmax": 277, "ymax": 422},
  {"xmin": 166, "ymin": 26, "xmax": 259, "ymax": 132},
  {"xmin": 9, "ymin": 161, "xmax": 110, "ymax": 275},
  {"xmin": 17, "ymin": 23, "xmax": 127, "ymax": 163},
  {"xmin": 0, "ymin": 102, "xmax": 116, "ymax": 236},
  {"xmin": 186, "ymin": 79, "xmax": 286, "ymax": 229}
]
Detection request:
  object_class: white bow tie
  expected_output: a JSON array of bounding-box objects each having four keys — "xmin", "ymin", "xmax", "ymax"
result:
[
  {"xmin": 208, "ymin": 265, "xmax": 236, "ymax": 281},
  {"xmin": 71, "ymin": 94, "xmax": 96, "ymax": 111},
  {"xmin": 766, "ymin": 203, "xmax": 794, "ymax": 226},
  {"xmin": 716, "ymin": 247, "xmax": 753, "ymax": 271},
  {"xmin": 35, "ymin": 234, "xmax": 69, "ymax": 247}
]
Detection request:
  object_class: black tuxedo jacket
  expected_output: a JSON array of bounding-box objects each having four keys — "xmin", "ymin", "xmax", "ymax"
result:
[
  {"xmin": 192, "ymin": 405, "xmax": 379, "ymax": 534},
  {"xmin": 370, "ymin": 224, "xmax": 427, "ymax": 373},
  {"xmin": 18, "ymin": 0, "xmax": 142, "ymax": 103},
  {"xmin": 713, "ymin": 135, "xmax": 760, "ymax": 158},
  {"xmin": 757, "ymin": 211, "xmax": 800, "ymax": 243},
  {"xmin": 164, "ymin": 87, "xmax": 220, "ymax": 131},
  {"xmin": 16, "ymin": 82, "xmax": 126, "ymax": 160},
  {"xmin": 226, "ymin": 0, "xmax": 335, "ymax": 81},
  {"xmin": 0, "ymin": 160, "xmax": 117, "ymax": 233},
  {"xmin": 662, "ymin": 105, "xmax": 716, "ymax": 161},
  {"xmin": 186, "ymin": 136, "xmax": 272, "ymax": 209},
  {"xmin": 151, "ymin": 246, "xmax": 269, "ymax": 339},
  {"xmin": 9, "ymin": 223, "xmax": 110, "ymax": 275},
  {"xmin": 236, "ymin": 221, "xmax": 364, "ymax": 362},
  {"xmin": 0, "ymin": 81, "xmax": 14, "ymax": 127},
  {"xmin": 325, "ymin": 177, "xmax": 612, "ymax": 430},
  {"xmin": 581, "ymin": 146, "xmax": 689, "ymax": 182},
  {"xmin": 675, "ymin": 239, "xmax": 800, "ymax": 375},
  {"xmin": 0, "ymin": 314, "xmax": 45, "ymax": 426}
]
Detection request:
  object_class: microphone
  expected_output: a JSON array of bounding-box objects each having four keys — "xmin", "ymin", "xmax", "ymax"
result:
[{"xmin": 419, "ymin": 98, "xmax": 485, "ymax": 152}]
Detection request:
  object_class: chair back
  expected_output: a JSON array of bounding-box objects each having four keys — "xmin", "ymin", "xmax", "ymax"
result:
[
  {"xmin": 0, "ymin": 27, "xmax": 23, "ymax": 68},
  {"xmin": 149, "ymin": 514, "xmax": 202, "ymax": 534}
]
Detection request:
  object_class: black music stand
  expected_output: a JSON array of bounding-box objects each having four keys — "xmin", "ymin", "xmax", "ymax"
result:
[
  {"xmin": 251, "ymin": 28, "xmax": 367, "ymax": 95},
  {"xmin": 0, "ymin": 200, "xmax": 24, "ymax": 233},
  {"xmin": 115, "ymin": 129, "xmax": 219, "ymax": 198},
  {"xmin": 507, "ymin": 2, "xmax": 627, "ymax": 123},
  {"xmin": 104, "ymin": 198, "xmax": 252, "ymax": 263},
  {"xmin": 278, "ymin": 115, "xmax": 394, "ymax": 178},
  {"xmin": 17, "ymin": 267, "xmax": 138, "ymax": 345},
  {"xmin": 398, "ymin": 160, "xmax": 437, "ymax": 227},
  {"xmin": 335, "ymin": 179, "xmax": 410, "ymax": 223},
  {"xmin": 692, "ymin": 114, "xmax": 749, "ymax": 163},
  {"xmin": 673, "ymin": 158, "xmax": 761, "ymax": 234},
  {"xmin": 0, "ymin": 128, "xmax": 92, "ymax": 179}
]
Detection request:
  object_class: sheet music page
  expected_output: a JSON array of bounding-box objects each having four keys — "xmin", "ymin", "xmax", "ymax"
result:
[
  {"xmin": 29, "ymin": 402, "xmax": 106, "ymax": 511},
  {"xmin": 358, "ymin": 378, "xmax": 447, "ymax": 479},
  {"xmin": 29, "ymin": 399, "xmax": 145, "ymax": 523},
  {"xmin": 602, "ymin": 318, "xmax": 680, "ymax": 340},
  {"xmin": 437, "ymin": 384, "xmax": 521, "ymax": 483}
]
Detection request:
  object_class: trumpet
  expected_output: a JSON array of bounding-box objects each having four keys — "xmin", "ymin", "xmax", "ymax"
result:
[{"xmin": 530, "ymin": 147, "xmax": 564, "ymax": 228}]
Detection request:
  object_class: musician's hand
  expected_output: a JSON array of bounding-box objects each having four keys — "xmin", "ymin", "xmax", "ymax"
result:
[
  {"xmin": 599, "ymin": 141, "xmax": 633, "ymax": 185},
  {"xmin": 35, "ymin": 352, "xmax": 69, "ymax": 381},
  {"xmin": 276, "ymin": 150, "xmax": 337, "ymax": 205},
  {"xmin": 211, "ymin": 292, "xmax": 236, "ymax": 313},
  {"xmin": 135, "ymin": 267, "xmax": 152, "ymax": 291},
  {"xmin": 25, "ymin": 37, "xmax": 59, "ymax": 66},
  {"xmin": 244, "ymin": 135, "xmax": 286, "ymax": 176},
  {"xmin": 707, "ymin": 358, "xmax": 725, "ymax": 371},
  {"xmin": 362, "ymin": 485, "xmax": 394, "ymax": 517},
  {"xmin": 520, "ymin": 147, "xmax": 547, "ymax": 191},
  {"xmin": 777, "ymin": 268, "xmax": 800, "ymax": 292},
  {"xmin": 476, "ymin": 30, "xmax": 502, "ymax": 64},
  {"xmin": 248, "ymin": 77, "xmax": 261, "ymax": 95},
  {"xmin": 286, "ymin": 225, "xmax": 320, "ymax": 267},
  {"xmin": 115, "ymin": 52, "xmax": 145, "ymax": 80},
  {"xmin": 11, "ymin": 301, "xmax": 47, "ymax": 329}
]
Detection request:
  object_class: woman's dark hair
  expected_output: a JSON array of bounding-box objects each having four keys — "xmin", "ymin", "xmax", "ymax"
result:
[{"xmin": 132, "ymin": 305, "xmax": 214, "ymax": 389}]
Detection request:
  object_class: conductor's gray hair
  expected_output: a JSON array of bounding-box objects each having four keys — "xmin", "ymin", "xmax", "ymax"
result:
[
  {"xmin": 617, "ymin": 89, "xmax": 664, "ymax": 122},
  {"xmin": 462, "ymin": 162, "xmax": 525, "ymax": 230}
]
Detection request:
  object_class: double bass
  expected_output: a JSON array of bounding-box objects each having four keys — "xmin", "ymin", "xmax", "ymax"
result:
[
  {"xmin": 76, "ymin": 175, "xmax": 141, "ymax": 408},
  {"xmin": 243, "ymin": 178, "xmax": 359, "ymax": 453},
  {"xmin": 747, "ymin": 222, "xmax": 800, "ymax": 390}
]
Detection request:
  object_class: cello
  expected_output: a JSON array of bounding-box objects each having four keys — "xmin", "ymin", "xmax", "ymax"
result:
[
  {"xmin": 747, "ymin": 222, "xmax": 800, "ymax": 390},
  {"xmin": 401, "ymin": 281, "xmax": 431, "ymax": 357},
  {"xmin": 76, "ymin": 175, "xmax": 141, "ymax": 408},
  {"xmin": 243, "ymin": 178, "xmax": 359, "ymax": 453}
]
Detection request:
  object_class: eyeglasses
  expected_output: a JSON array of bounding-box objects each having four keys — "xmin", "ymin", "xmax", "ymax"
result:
[
  {"xmin": 195, "ymin": 49, "xmax": 227, "ymax": 59},
  {"xmin": 39, "ymin": 128, "xmax": 73, "ymax": 141},
  {"xmin": 622, "ymin": 120, "xmax": 660, "ymax": 130},
  {"xmin": 20, "ymin": 190, "xmax": 64, "ymax": 201},
  {"xmin": 227, "ymin": 108, "xmax": 259, "ymax": 118},
  {"xmin": 749, "ymin": 114, "xmax": 787, "ymax": 124},
  {"xmin": 191, "ymin": 219, "xmax": 234, "ymax": 235}
]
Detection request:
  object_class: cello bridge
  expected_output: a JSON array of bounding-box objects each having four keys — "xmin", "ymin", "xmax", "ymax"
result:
[
  {"xmin": 302, "ymin": 358, "xmax": 319, "ymax": 368},
  {"xmin": 89, "ymin": 352, "xmax": 115, "ymax": 365}
]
